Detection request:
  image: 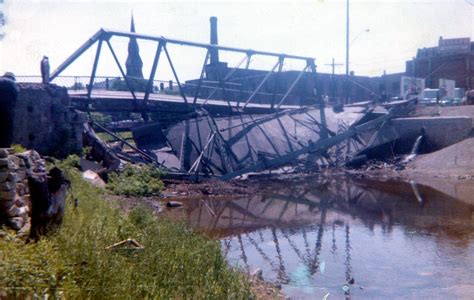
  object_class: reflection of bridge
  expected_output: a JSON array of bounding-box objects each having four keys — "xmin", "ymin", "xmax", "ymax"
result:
[{"xmin": 180, "ymin": 177, "xmax": 474, "ymax": 297}]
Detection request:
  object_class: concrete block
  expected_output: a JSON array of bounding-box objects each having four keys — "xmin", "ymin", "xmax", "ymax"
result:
[{"xmin": 392, "ymin": 116, "xmax": 473, "ymax": 152}]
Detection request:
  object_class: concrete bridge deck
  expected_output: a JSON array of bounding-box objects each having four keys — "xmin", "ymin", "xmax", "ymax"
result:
[{"xmin": 69, "ymin": 90, "xmax": 301, "ymax": 115}]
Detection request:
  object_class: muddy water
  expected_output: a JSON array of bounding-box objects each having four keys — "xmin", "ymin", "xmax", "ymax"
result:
[{"xmin": 172, "ymin": 177, "xmax": 474, "ymax": 299}]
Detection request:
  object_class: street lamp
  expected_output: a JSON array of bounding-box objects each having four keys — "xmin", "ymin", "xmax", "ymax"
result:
[
  {"xmin": 345, "ymin": 0, "xmax": 369, "ymax": 104},
  {"xmin": 350, "ymin": 29, "xmax": 370, "ymax": 47}
]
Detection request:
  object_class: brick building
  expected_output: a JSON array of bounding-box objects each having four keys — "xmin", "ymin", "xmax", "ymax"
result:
[{"xmin": 406, "ymin": 37, "xmax": 474, "ymax": 90}]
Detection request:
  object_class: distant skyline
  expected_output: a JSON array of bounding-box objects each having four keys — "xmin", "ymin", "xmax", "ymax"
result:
[{"xmin": 0, "ymin": 0, "xmax": 473, "ymax": 81}]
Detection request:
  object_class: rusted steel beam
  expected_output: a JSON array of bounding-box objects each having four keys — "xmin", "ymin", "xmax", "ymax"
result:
[
  {"xmin": 308, "ymin": 59, "xmax": 328, "ymax": 139},
  {"xmin": 219, "ymin": 112, "xmax": 393, "ymax": 180},
  {"xmin": 91, "ymin": 121, "xmax": 158, "ymax": 165},
  {"xmin": 243, "ymin": 58, "xmax": 282, "ymax": 108},
  {"xmin": 271, "ymin": 57, "xmax": 285, "ymax": 109},
  {"xmin": 187, "ymin": 132, "xmax": 215, "ymax": 175},
  {"xmin": 163, "ymin": 43, "xmax": 188, "ymax": 104},
  {"xmin": 193, "ymin": 50, "xmax": 211, "ymax": 106},
  {"xmin": 103, "ymin": 29, "xmax": 314, "ymax": 61},
  {"xmin": 105, "ymin": 39, "xmax": 138, "ymax": 103},
  {"xmin": 144, "ymin": 41, "xmax": 163, "ymax": 103},
  {"xmin": 276, "ymin": 64, "xmax": 309, "ymax": 109},
  {"xmin": 87, "ymin": 39, "xmax": 103, "ymax": 101},
  {"xmin": 50, "ymin": 29, "xmax": 105, "ymax": 81},
  {"xmin": 203, "ymin": 54, "xmax": 248, "ymax": 105}
]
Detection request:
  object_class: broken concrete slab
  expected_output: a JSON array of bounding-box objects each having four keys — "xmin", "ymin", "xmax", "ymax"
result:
[{"xmin": 82, "ymin": 170, "xmax": 107, "ymax": 188}]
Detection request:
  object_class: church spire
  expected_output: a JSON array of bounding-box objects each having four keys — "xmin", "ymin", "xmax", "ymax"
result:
[{"xmin": 126, "ymin": 13, "xmax": 144, "ymax": 79}]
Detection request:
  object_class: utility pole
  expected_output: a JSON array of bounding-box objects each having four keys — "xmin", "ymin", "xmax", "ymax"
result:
[
  {"xmin": 325, "ymin": 58, "xmax": 343, "ymax": 104},
  {"xmin": 345, "ymin": 0, "xmax": 350, "ymax": 104}
]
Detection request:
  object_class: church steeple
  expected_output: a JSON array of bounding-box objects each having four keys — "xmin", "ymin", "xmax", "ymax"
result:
[{"xmin": 125, "ymin": 14, "xmax": 144, "ymax": 79}]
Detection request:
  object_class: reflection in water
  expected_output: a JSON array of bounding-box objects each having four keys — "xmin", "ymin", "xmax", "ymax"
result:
[{"xmin": 178, "ymin": 177, "xmax": 474, "ymax": 299}]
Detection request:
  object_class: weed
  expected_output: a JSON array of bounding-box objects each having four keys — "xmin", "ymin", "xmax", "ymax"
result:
[
  {"xmin": 11, "ymin": 144, "xmax": 26, "ymax": 153},
  {"xmin": 108, "ymin": 164, "xmax": 164, "ymax": 197}
]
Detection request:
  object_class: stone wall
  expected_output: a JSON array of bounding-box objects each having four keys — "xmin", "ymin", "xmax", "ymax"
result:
[
  {"xmin": 13, "ymin": 83, "xmax": 85, "ymax": 158},
  {"xmin": 0, "ymin": 149, "xmax": 47, "ymax": 234}
]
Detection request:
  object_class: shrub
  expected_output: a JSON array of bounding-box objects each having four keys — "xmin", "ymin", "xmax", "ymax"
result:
[
  {"xmin": 108, "ymin": 164, "xmax": 164, "ymax": 197},
  {"xmin": 11, "ymin": 144, "xmax": 26, "ymax": 153}
]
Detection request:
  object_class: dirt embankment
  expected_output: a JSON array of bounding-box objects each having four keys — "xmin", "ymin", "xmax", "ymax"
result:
[{"xmin": 404, "ymin": 137, "xmax": 474, "ymax": 177}]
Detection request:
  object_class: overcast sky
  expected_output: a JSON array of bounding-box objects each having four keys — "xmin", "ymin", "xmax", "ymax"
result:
[{"xmin": 0, "ymin": 0, "xmax": 473, "ymax": 81}]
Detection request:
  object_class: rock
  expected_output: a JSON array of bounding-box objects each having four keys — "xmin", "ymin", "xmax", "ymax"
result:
[
  {"xmin": 166, "ymin": 201, "xmax": 183, "ymax": 208},
  {"xmin": 82, "ymin": 170, "xmax": 106, "ymax": 188},
  {"xmin": 9, "ymin": 217, "xmax": 24, "ymax": 230},
  {"xmin": 8, "ymin": 155, "xmax": 21, "ymax": 166},
  {"xmin": 7, "ymin": 205, "xmax": 20, "ymax": 217},
  {"xmin": 251, "ymin": 268, "xmax": 264, "ymax": 281},
  {"xmin": 0, "ymin": 158, "xmax": 9, "ymax": 166},
  {"xmin": 7, "ymin": 172, "xmax": 18, "ymax": 183},
  {"xmin": 16, "ymin": 170, "xmax": 26, "ymax": 181},
  {"xmin": 0, "ymin": 190, "xmax": 16, "ymax": 200},
  {"xmin": 0, "ymin": 171, "xmax": 8, "ymax": 182},
  {"xmin": 0, "ymin": 149, "xmax": 9, "ymax": 158},
  {"xmin": 0, "ymin": 181, "xmax": 15, "ymax": 191},
  {"xmin": 14, "ymin": 197, "xmax": 25, "ymax": 207}
]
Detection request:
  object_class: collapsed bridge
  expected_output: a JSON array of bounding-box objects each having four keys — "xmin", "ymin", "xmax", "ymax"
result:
[{"xmin": 43, "ymin": 27, "xmax": 470, "ymax": 180}]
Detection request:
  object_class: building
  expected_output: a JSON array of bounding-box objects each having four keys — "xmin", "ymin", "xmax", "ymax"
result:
[
  {"xmin": 125, "ymin": 15, "xmax": 144, "ymax": 79},
  {"xmin": 406, "ymin": 37, "xmax": 474, "ymax": 90}
]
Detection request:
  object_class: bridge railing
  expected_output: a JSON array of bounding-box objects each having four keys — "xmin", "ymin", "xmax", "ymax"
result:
[{"xmin": 16, "ymin": 75, "xmax": 305, "ymax": 105}]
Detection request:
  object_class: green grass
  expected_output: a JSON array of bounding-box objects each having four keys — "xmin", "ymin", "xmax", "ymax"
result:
[
  {"xmin": 0, "ymin": 162, "xmax": 251, "ymax": 299},
  {"xmin": 108, "ymin": 164, "xmax": 165, "ymax": 197},
  {"xmin": 96, "ymin": 131, "xmax": 134, "ymax": 144}
]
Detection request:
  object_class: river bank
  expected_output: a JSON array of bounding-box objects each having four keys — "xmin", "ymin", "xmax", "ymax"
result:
[
  {"xmin": 0, "ymin": 162, "xmax": 252, "ymax": 299},
  {"xmin": 152, "ymin": 173, "xmax": 474, "ymax": 299}
]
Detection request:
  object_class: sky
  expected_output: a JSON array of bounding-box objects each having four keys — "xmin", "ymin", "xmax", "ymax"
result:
[{"xmin": 0, "ymin": 0, "xmax": 473, "ymax": 82}]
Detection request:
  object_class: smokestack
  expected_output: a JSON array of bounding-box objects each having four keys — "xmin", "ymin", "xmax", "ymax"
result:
[{"xmin": 210, "ymin": 16, "xmax": 219, "ymax": 64}]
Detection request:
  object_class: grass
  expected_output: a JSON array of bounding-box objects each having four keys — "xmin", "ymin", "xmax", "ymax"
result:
[
  {"xmin": 108, "ymin": 164, "xmax": 165, "ymax": 197},
  {"xmin": 0, "ymin": 160, "xmax": 251, "ymax": 299}
]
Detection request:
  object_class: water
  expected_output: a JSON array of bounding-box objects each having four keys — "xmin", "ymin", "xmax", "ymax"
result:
[{"xmin": 171, "ymin": 177, "xmax": 474, "ymax": 299}]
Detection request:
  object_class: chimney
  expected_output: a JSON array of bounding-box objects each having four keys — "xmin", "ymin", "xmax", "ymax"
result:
[{"xmin": 210, "ymin": 16, "xmax": 219, "ymax": 64}]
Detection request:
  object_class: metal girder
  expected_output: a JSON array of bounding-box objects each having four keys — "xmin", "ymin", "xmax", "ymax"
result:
[
  {"xmin": 219, "ymin": 112, "xmax": 393, "ymax": 180},
  {"xmin": 87, "ymin": 39, "xmax": 103, "ymax": 100},
  {"xmin": 202, "ymin": 54, "xmax": 248, "ymax": 105},
  {"xmin": 193, "ymin": 50, "xmax": 211, "ymax": 106},
  {"xmin": 144, "ymin": 41, "xmax": 164, "ymax": 103},
  {"xmin": 50, "ymin": 29, "xmax": 106, "ymax": 81},
  {"xmin": 243, "ymin": 58, "xmax": 282, "ymax": 108},
  {"xmin": 102, "ymin": 29, "xmax": 314, "ymax": 61},
  {"xmin": 163, "ymin": 43, "xmax": 188, "ymax": 104},
  {"xmin": 308, "ymin": 59, "xmax": 328, "ymax": 140},
  {"xmin": 276, "ymin": 64, "xmax": 309, "ymax": 109},
  {"xmin": 105, "ymin": 39, "xmax": 138, "ymax": 103},
  {"xmin": 271, "ymin": 57, "xmax": 285, "ymax": 109}
]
